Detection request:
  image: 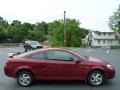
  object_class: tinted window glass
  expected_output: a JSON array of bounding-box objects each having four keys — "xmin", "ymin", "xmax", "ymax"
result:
[
  {"xmin": 31, "ymin": 53, "xmax": 46, "ymax": 60},
  {"xmin": 30, "ymin": 41, "xmax": 40, "ymax": 45},
  {"xmin": 47, "ymin": 51, "xmax": 76, "ymax": 61}
]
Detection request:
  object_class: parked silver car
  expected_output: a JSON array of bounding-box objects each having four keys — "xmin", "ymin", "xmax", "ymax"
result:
[{"xmin": 24, "ymin": 40, "xmax": 43, "ymax": 52}]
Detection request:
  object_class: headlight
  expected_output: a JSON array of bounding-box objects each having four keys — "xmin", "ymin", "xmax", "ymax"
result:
[{"xmin": 107, "ymin": 64, "xmax": 113, "ymax": 70}]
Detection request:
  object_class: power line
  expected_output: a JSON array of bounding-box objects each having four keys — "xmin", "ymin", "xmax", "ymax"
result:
[{"xmin": 67, "ymin": 15, "xmax": 109, "ymax": 22}]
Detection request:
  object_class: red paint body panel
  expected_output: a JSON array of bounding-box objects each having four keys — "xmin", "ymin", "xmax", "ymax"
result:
[{"xmin": 4, "ymin": 48, "xmax": 115, "ymax": 81}]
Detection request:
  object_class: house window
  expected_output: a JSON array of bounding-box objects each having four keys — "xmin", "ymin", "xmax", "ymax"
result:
[
  {"xmin": 110, "ymin": 40, "xmax": 112, "ymax": 44},
  {"xmin": 111, "ymin": 40, "xmax": 112, "ymax": 43},
  {"xmin": 103, "ymin": 40, "xmax": 105, "ymax": 43},
  {"xmin": 98, "ymin": 40, "xmax": 100, "ymax": 44},
  {"xmin": 103, "ymin": 33, "xmax": 105, "ymax": 36},
  {"xmin": 98, "ymin": 32, "xmax": 101, "ymax": 36},
  {"xmin": 108, "ymin": 33, "xmax": 111, "ymax": 36},
  {"xmin": 119, "ymin": 40, "xmax": 120, "ymax": 44}
]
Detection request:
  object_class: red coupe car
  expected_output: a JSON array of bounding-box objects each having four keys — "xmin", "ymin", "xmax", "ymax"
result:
[{"xmin": 4, "ymin": 48, "xmax": 115, "ymax": 87}]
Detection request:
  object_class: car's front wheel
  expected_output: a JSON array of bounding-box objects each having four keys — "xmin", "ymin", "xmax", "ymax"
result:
[
  {"xmin": 87, "ymin": 71, "xmax": 105, "ymax": 86},
  {"xmin": 17, "ymin": 71, "xmax": 34, "ymax": 87}
]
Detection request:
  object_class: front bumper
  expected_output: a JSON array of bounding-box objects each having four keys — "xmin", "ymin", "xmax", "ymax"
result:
[
  {"xmin": 105, "ymin": 68, "xmax": 115, "ymax": 79},
  {"xmin": 32, "ymin": 46, "xmax": 43, "ymax": 49},
  {"xmin": 4, "ymin": 64, "xmax": 14, "ymax": 77}
]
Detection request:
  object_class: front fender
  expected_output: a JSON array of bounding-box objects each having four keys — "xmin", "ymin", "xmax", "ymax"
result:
[{"xmin": 86, "ymin": 66, "xmax": 105, "ymax": 79}]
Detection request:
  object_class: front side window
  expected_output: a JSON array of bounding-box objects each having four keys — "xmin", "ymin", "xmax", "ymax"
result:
[
  {"xmin": 30, "ymin": 41, "xmax": 40, "ymax": 45},
  {"xmin": 46, "ymin": 50, "xmax": 77, "ymax": 61}
]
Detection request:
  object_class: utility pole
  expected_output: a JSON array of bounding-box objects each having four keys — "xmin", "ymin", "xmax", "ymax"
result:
[{"xmin": 64, "ymin": 11, "xmax": 66, "ymax": 47}]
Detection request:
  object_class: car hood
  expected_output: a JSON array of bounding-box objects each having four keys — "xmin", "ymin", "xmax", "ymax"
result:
[{"xmin": 88, "ymin": 57, "xmax": 108, "ymax": 65}]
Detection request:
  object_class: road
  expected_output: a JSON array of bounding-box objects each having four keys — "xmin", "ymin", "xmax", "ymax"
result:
[{"xmin": 0, "ymin": 47, "xmax": 120, "ymax": 90}]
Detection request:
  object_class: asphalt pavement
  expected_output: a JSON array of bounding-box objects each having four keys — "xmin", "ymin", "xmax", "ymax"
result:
[{"xmin": 0, "ymin": 46, "xmax": 120, "ymax": 90}]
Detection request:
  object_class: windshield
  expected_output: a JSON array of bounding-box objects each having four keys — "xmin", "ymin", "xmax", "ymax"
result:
[
  {"xmin": 30, "ymin": 41, "xmax": 40, "ymax": 45},
  {"xmin": 68, "ymin": 49, "xmax": 88, "ymax": 60}
]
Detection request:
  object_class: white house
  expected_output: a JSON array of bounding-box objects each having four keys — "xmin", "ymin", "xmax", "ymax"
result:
[{"xmin": 85, "ymin": 31, "xmax": 120, "ymax": 48}]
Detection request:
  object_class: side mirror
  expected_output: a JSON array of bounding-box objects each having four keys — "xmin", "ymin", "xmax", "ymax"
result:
[{"xmin": 75, "ymin": 60, "xmax": 81, "ymax": 64}]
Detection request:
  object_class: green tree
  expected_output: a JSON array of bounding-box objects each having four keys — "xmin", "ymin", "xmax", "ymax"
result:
[
  {"xmin": 109, "ymin": 5, "xmax": 120, "ymax": 33},
  {"xmin": 48, "ymin": 19, "xmax": 88, "ymax": 47},
  {"xmin": 0, "ymin": 26, "xmax": 7, "ymax": 43},
  {"xmin": 40, "ymin": 22, "xmax": 48, "ymax": 35},
  {"xmin": 33, "ymin": 22, "xmax": 48, "ymax": 42},
  {"xmin": 7, "ymin": 20, "xmax": 24, "ymax": 42},
  {"xmin": 0, "ymin": 16, "xmax": 9, "ymax": 28},
  {"xmin": 0, "ymin": 16, "xmax": 9, "ymax": 43},
  {"xmin": 0, "ymin": 16, "xmax": 88, "ymax": 45},
  {"xmin": 48, "ymin": 20, "xmax": 64, "ymax": 47},
  {"xmin": 21, "ymin": 22, "xmax": 34, "ymax": 41},
  {"xmin": 7, "ymin": 21, "xmax": 48, "ymax": 43}
]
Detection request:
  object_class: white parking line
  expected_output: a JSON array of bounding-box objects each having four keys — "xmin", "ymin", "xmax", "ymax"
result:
[
  {"xmin": 6, "ymin": 48, "xmax": 12, "ymax": 50},
  {"xmin": 6, "ymin": 48, "xmax": 16, "ymax": 51}
]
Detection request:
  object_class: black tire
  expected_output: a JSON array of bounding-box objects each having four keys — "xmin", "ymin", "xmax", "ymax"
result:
[
  {"xmin": 17, "ymin": 71, "xmax": 34, "ymax": 87},
  {"xmin": 25, "ymin": 48, "xmax": 27, "ymax": 52},
  {"xmin": 87, "ymin": 71, "xmax": 105, "ymax": 86}
]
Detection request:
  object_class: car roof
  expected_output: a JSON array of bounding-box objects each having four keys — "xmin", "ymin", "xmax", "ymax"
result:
[
  {"xmin": 34, "ymin": 48, "xmax": 70, "ymax": 52},
  {"xmin": 18, "ymin": 48, "xmax": 71, "ymax": 57}
]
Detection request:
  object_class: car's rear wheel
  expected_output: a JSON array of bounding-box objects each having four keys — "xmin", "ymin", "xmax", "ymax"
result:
[
  {"xmin": 87, "ymin": 71, "xmax": 105, "ymax": 86},
  {"xmin": 17, "ymin": 71, "xmax": 34, "ymax": 87}
]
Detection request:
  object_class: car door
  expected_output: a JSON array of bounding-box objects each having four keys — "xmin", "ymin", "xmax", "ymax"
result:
[
  {"xmin": 28, "ymin": 52, "xmax": 49, "ymax": 79},
  {"xmin": 45, "ymin": 50, "xmax": 85, "ymax": 80}
]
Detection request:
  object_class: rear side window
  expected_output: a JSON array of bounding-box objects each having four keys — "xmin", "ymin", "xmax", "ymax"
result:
[
  {"xmin": 46, "ymin": 50, "xmax": 76, "ymax": 61},
  {"xmin": 31, "ymin": 53, "xmax": 46, "ymax": 60}
]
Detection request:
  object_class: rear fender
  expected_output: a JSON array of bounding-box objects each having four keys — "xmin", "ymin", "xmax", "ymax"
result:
[{"xmin": 14, "ymin": 66, "xmax": 33, "ymax": 77}]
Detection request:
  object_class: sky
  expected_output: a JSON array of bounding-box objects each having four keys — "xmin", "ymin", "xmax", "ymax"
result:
[{"xmin": 0, "ymin": 0, "xmax": 120, "ymax": 31}]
